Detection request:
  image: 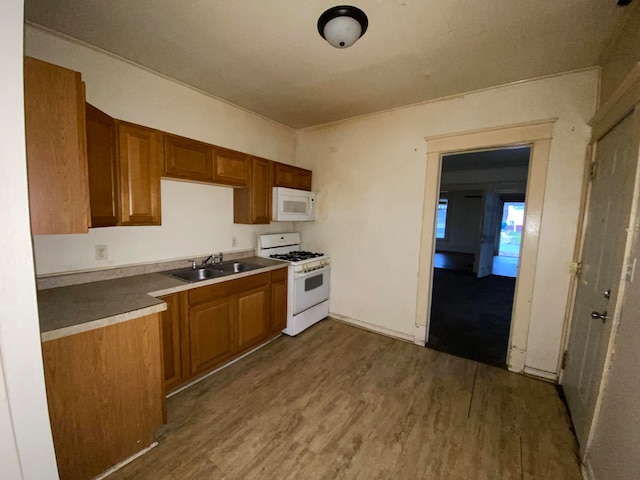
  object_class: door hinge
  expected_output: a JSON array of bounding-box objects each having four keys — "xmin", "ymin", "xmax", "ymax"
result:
[
  {"xmin": 569, "ymin": 262, "xmax": 582, "ymax": 276},
  {"xmin": 589, "ymin": 162, "xmax": 597, "ymax": 180},
  {"xmin": 561, "ymin": 351, "xmax": 568, "ymax": 370}
]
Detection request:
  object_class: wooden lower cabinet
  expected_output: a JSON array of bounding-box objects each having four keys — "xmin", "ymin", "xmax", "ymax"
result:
[
  {"xmin": 160, "ymin": 269, "xmax": 286, "ymax": 393},
  {"xmin": 159, "ymin": 293, "xmax": 184, "ymax": 392},
  {"xmin": 189, "ymin": 295, "xmax": 236, "ymax": 376},
  {"xmin": 271, "ymin": 268, "xmax": 288, "ymax": 333},
  {"xmin": 237, "ymin": 281, "xmax": 270, "ymax": 351},
  {"xmin": 41, "ymin": 313, "xmax": 164, "ymax": 480}
]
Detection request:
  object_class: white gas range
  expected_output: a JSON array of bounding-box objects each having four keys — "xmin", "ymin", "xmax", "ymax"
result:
[{"xmin": 257, "ymin": 233, "xmax": 329, "ymax": 336}]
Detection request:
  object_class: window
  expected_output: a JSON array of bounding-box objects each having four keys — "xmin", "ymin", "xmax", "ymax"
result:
[{"xmin": 436, "ymin": 198, "xmax": 448, "ymax": 239}]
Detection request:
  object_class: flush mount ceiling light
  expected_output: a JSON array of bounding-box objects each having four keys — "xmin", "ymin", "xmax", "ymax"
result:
[{"xmin": 317, "ymin": 5, "xmax": 368, "ymax": 49}]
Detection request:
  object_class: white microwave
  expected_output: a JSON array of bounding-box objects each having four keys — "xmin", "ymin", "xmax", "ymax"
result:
[{"xmin": 272, "ymin": 187, "xmax": 316, "ymax": 222}]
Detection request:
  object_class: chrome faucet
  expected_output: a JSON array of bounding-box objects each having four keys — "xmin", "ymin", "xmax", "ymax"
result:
[
  {"xmin": 187, "ymin": 259, "xmax": 198, "ymax": 270},
  {"xmin": 201, "ymin": 252, "xmax": 223, "ymax": 266}
]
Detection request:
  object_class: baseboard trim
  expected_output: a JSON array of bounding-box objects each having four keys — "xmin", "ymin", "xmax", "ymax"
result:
[
  {"xmin": 92, "ymin": 442, "xmax": 158, "ymax": 480},
  {"xmin": 524, "ymin": 366, "xmax": 558, "ymax": 382},
  {"xmin": 581, "ymin": 458, "xmax": 595, "ymax": 480},
  {"xmin": 167, "ymin": 334, "xmax": 282, "ymax": 398},
  {"xmin": 330, "ymin": 313, "xmax": 414, "ymax": 343}
]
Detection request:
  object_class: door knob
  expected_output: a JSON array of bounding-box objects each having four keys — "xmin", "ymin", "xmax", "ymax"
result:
[{"xmin": 591, "ymin": 311, "xmax": 608, "ymax": 323}]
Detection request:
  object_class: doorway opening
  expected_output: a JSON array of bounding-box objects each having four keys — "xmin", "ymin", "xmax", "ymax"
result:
[
  {"xmin": 426, "ymin": 146, "xmax": 531, "ymax": 367},
  {"xmin": 494, "ymin": 196, "xmax": 525, "ymax": 277}
]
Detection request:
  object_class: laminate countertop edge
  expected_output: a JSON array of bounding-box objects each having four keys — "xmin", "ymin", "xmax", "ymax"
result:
[{"xmin": 39, "ymin": 259, "xmax": 288, "ymax": 342}]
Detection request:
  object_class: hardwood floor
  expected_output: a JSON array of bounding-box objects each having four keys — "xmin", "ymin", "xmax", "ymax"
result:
[{"xmin": 107, "ymin": 319, "xmax": 581, "ymax": 480}]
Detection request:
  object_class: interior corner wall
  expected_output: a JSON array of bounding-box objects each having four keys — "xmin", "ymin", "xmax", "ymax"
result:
[
  {"xmin": 25, "ymin": 25, "xmax": 297, "ymax": 275},
  {"xmin": 0, "ymin": 2, "xmax": 59, "ymax": 478},
  {"xmin": 599, "ymin": 4, "xmax": 640, "ymax": 106},
  {"xmin": 296, "ymin": 69, "xmax": 598, "ymax": 375},
  {"xmin": 436, "ymin": 191, "xmax": 482, "ymax": 255}
]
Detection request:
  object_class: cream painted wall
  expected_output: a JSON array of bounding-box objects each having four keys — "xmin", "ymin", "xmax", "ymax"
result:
[
  {"xmin": 297, "ymin": 70, "xmax": 598, "ymax": 374},
  {"xmin": 0, "ymin": 2, "xmax": 59, "ymax": 478},
  {"xmin": 599, "ymin": 3, "xmax": 640, "ymax": 106},
  {"xmin": 25, "ymin": 26, "xmax": 298, "ymax": 275}
]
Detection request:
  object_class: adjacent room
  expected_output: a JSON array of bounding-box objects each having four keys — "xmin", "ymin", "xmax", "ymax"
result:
[
  {"xmin": 2, "ymin": 2, "xmax": 640, "ymax": 480},
  {"xmin": 428, "ymin": 147, "xmax": 529, "ymax": 367}
]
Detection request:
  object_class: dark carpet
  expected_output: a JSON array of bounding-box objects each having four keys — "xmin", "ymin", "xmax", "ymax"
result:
[{"xmin": 427, "ymin": 268, "xmax": 516, "ymax": 368}]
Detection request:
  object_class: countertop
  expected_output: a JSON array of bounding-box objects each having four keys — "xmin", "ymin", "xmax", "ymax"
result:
[{"xmin": 38, "ymin": 256, "xmax": 287, "ymax": 342}]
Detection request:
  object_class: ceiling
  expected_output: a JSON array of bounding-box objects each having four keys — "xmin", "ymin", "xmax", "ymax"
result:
[{"xmin": 24, "ymin": 1, "xmax": 634, "ymax": 129}]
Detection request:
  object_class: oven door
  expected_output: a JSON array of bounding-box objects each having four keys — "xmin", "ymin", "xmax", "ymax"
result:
[{"xmin": 293, "ymin": 266, "xmax": 330, "ymax": 315}]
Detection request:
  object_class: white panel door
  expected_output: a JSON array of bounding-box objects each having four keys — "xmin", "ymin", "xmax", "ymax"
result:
[
  {"xmin": 476, "ymin": 191, "xmax": 500, "ymax": 278},
  {"xmin": 563, "ymin": 111, "xmax": 640, "ymax": 447}
]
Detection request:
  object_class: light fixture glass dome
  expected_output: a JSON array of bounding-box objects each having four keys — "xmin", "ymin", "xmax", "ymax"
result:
[
  {"xmin": 317, "ymin": 5, "xmax": 368, "ymax": 49},
  {"xmin": 323, "ymin": 16, "xmax": 362, "ymax": 48}
]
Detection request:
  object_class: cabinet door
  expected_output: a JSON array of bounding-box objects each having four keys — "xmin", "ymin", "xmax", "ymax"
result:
[
  {"xmin": 295, "ymin": 169, "xmax": 313, "ymax": 191},
  {"xmin": 163, "ymin": 134, "xmax": 214, "ymax": 182},
  {"xmin": 237, "ymin": 284, "xmax": 270, "ymax": 351},
  {"xmin": 213, "ymin": 147, "xmax": 250, "ymax": 187},
  {"xmin": 273, "ymin": 162, "xmax": 313, "ymax": 191},
  {"xmin": 24, "ymin": 56, "xmax": 90, "ymax": 234},
  {"xmin": 233, "ymin": 156, "xmax": 272, "ymax": 224},
  {"xmin": 158, "ymin": 293, "xmax": 183, "ymax": 393},
  {"xmin": 86, "ymin": 103, "xmax": 119, "ymax": 227},
  {"xmin": 41, "ymin": 313, "xmax": 164, "ymax": 480},
  {"xmin": 271, "ymin": 268, "xmax": 288, "ymax": 333},
  {"xmin": 117, "ymin": 122, "xmax": 162, "ymax": 225},
  {"xmin": 189, "ymin": 296, "xmax": 236, "ymax": 376}
]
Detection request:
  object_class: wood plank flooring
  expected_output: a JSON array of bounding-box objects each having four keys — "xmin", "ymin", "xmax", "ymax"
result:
[{"xmin": 107, "ymin": 319, "xmax": 581, "ymax": 480}]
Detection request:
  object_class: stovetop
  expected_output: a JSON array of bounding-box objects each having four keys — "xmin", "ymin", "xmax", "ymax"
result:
[{"xmin": 269, "ymin": 251, "xmax": 325, "ymax": 262}]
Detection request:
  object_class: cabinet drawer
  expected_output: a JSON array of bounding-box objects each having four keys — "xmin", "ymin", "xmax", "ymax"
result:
[{"xmin": 188, "ymin": 272, "xmax": 270, "ymax": 306}]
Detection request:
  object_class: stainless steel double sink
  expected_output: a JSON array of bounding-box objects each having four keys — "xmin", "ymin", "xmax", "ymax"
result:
[{"xmin": 164, "ymin": 261, "xmax": 263, "ymax": 283}]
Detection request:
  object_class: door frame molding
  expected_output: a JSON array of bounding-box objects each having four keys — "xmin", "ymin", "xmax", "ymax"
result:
[{"xmin": 414, "ymin": 119, "xmax": 556, "ymax": 374}]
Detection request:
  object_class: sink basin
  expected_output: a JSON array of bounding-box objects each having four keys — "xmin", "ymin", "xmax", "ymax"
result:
[
  {"xmin": 164, "ymin": 261, "xmax": 263, "ymax": 282},
  {"xmin": 165, "ymin": 267, "xmax": 227, "ymax": 283},
  {"xmin": 212, "ymin": 262, "xmax": 262, "ymax": 274}
]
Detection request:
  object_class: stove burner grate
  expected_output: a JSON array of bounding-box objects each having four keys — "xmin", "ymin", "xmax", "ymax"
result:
[{"xmin": 270, "ymin": 251, "xmax": 324, "ymax": 262}]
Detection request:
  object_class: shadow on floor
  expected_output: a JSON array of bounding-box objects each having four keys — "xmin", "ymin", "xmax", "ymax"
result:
[{"xmin": 427, "ymin": 267, "xmax": 515, "ymax": 368}]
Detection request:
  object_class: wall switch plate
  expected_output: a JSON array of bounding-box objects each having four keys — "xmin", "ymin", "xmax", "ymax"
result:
[
  {"xmin": 95, "ymin": 245, "xmax": 108, "ymax": 261},
  {"xmin": 232, "ymin": 236, "xmax": 237, "ymax": 248}
]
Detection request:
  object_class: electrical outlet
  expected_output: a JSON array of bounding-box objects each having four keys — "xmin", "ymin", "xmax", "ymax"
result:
[
  {"xmin": 95, "ymin": 245, "xmax": 108, "ymax": 261},
  {"xmin": 232, "ymin": 236, "xmax": 237, "ymax": 248}
]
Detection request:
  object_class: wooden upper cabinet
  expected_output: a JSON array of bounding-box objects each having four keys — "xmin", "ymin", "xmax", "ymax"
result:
[
  {"xmin": 234, "ymin": 156, "xmax": 272, "ymax": 224},
  {"xmin": 213, "ymin": 147, "xmax": 250, "ymax": 187},
  {"xmin": 23, "ymin": 56, "xmax": 91, "ymax": 235},
  {"xmin": 86, "ymin": 104, "xmax": 119, "ymax": 227},
  {"xmin": 163, "ymin": 134, "xmax": 214, "ymax": 182},
  {"xmin": 273, "ymin": 162, "xmax": 312, "ymax": 191},
  {"xmin": 117, "ymin": 122, "xmax": 162, "ymax": 225}
]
